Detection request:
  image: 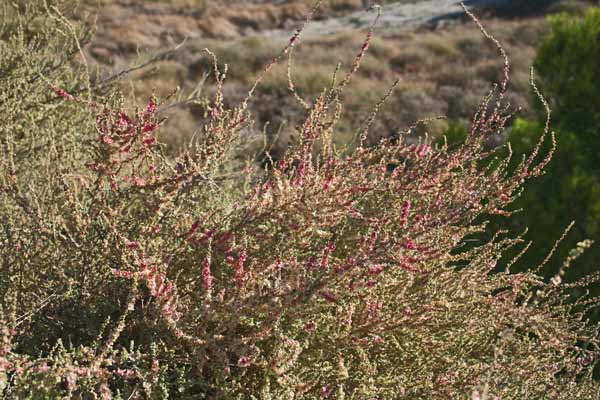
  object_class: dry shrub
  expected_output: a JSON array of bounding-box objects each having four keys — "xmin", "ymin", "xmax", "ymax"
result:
[{"xmin": 1, "ymin": 1, "xmax": 599, "ymax": 399}]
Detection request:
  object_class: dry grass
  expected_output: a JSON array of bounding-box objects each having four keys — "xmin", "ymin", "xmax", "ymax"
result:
[{"xmin": 174, "ymin": 19, "xmax": 547, "ymax": 154}]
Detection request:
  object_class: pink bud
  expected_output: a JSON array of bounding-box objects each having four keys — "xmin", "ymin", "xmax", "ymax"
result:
[
  {"xmin": 203, "ymin": 255, "xmax": 212, "ymax": 291},
  {"xmin": 401, "ymin": 200, "xmax": 411, "ymax": 225},
  {"xmin": 55, "ymin": 88, "xmax": 73, "ymax": 99},
  {"xmin": 236, "ymin": 250, "xmax": 247, "ymax": 288},
  {"xmin": 147, "ymin": 100, "xmax": 156, "ymax": 114},
  {"xmin": 132, "ymin": 176, "xmax": 145, "ymax": 186},
  {"xmin": 403, "ymin": 238, "xmax": 416, "ymax": 250},
  {"xmin": 237, "ymin": 356, "xmax": 251, "ymax": 367},
  {"xmin": 142, "ymin": 122, "xmax": 156, "ymax": 134},
  {"xmin": 278, "ymin": 159, "xmax": 287, "ymax": 172}
]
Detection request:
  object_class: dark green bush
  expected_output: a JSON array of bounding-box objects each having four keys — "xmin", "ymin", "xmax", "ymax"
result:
[
  {"xmin": 534, "ymin": 7, "xmax": 600, "ymax": 161},
  {"xmin": 491, "ymin": 8, "xmax": 600, "ymax": 304}
]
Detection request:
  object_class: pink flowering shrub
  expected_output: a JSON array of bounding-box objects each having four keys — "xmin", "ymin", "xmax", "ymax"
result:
[{"xmin": 0, "ymin": 1, "xmax": 599, "ymax": 398}]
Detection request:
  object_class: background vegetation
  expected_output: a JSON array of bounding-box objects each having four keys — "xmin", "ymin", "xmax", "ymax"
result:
[{"xmin": 465, "ymin": 7, "xmax": 600, "ymax": 322}]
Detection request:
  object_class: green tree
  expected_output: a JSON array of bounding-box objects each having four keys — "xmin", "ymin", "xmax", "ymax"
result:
[
  {"xmin": 498, "ymin": 7, "xmax": 600, "ymax": 304},
  {"xmin": 534, "ymin": 7, "xmax": 600, "ymax": 165},
  {"xmin": 504, "ymin": 120, "xmax": 600, "ymax": 275}
]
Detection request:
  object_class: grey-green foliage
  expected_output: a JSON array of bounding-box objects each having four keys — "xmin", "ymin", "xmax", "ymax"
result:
[
  {"xmin": 1, "ymin": 2, "xmax": 600, "ymax": 399},
  {"xmin": 0, "ymin": 0, "xmax": 96, "ymax": 176},
  {"xmin": 0, "ymin": 0, "xmax": 102, "ymax": 349}
]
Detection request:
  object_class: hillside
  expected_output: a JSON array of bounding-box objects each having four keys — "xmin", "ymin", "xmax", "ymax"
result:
[{"xmin": 77, "ymin": 0, "xmax": 591, "ymax": 155}]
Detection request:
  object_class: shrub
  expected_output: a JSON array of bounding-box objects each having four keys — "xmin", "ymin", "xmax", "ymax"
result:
[
  {"xmin": 495, "ymin": 118, "xmax": 600, "ymax": 304},
  {"xmin": 491, "ymin": 7, "xmax": 600, "ymax": 306},
  {"xmin": 534, "ymin": 7, "xmax": 600, "ymax": 156},
  {"xmin": 1, "ymin": 2, "xmax": 599, "ymax": 398},
  {"xmin": 190, "ymin": 36, "xmax": 280, "ymax": 84}
]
